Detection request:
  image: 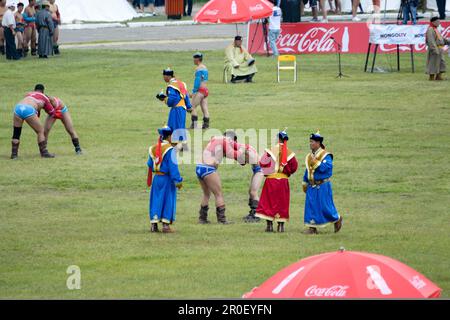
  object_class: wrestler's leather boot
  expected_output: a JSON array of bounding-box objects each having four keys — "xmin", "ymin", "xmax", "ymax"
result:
[
  {"xmin": 0, "ymin": 45, "xmax": 5, "ymax": 55},
  {"xmin": 11, "ymin": 141, "xmax": 19, "ymax": 160},
  {"xmin": 72, "ymin": 138, "xmax": 83, "ymax": 155},
  {"xmin": 53, "ymin": 45, "xmax": 60, "ymax": 55},
  {"xmin": 277, "ymin": 222, "xmax": 285, "ymax": 233},
  {"xmin": 216, "ymin": 206, "xmax": 233, "ymax": 224},
  {"xmin": 31, "ymin": 48, "xmax": 37, "ymax": 56},
  {"xmin": 202, "ymin": 117, "xmax": 210, "ymax": 129},
  {"xmin": 429, "ymin": 74, "xmax": 435, "ymax": 81},
  {"xmin": 243, "ymin": 199, "xmax": 260, "ymax": 223},
  {"xmin": 162, "ymin": 223, "xmax": 175, "ymax": 233},
  {"xmin": 198, "ymin": 205, "xmax": 211, "ymax": 224},
  {"xmin": 334, "ymin": 216, "xmax": 343, "ymax": 233},
  {"xmin": 190, "ymin": 115, "xmax": 198, "ymax": 129},
  {"xmin": 150, "ymin": 223, "xmax": 159, "ymax": 233},
  {"xmin": 436, "ymin": 73, "xmax": 444, "ymax": 81},
  {"xmin": 17, "ymin": 48, "xmax": 23, "ymax": 57},
  {"xmin": 38, "ymin": 141, "xmax": 55, "ymax": 158},
  {"xmin": 23, "ymin": 47, "xmax": 29, "ymax": 57},
  {"xmin": 265, "ymin": 221, "xmax": 274, "ymax": 232}
]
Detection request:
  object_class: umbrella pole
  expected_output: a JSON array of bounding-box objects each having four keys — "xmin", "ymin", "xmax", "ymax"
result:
[{"xmin": 236, "ymin": 23, "xmax": 238, "ymax": 36}]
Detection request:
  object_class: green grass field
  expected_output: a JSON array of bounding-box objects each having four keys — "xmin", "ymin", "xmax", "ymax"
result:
[{"xmin": 0, "ymin": 50, "xmax": 449, "ymax": 298}]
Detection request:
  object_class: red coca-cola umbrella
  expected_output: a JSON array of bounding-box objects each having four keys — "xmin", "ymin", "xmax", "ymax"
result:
[
  {"xmin": 194, "ymin": 0, "xmax": 273, "ymax": 24},
  {"xmin": 243, "ymin": 248, "xmax": 441, "ymax": 299}
]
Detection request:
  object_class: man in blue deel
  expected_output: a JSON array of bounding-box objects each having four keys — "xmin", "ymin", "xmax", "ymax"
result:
[
  {"xmin": 147, "ymin": 125, "xmax": 183, "ymax": 234},
  {"xmin": 302, "ymin": 131, "xmax": 343, "ymax": 235}
]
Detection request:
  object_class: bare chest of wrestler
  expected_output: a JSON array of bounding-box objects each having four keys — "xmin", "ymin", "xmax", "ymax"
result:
[{"xmin": 26, "ymin": 6, "xmax": 36, "ymax": 17}]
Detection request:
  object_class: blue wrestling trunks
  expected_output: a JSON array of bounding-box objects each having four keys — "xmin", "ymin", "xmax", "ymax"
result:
[
  {"xmin": 60, "ymin": 105, "xmax": 68, "ymax": 113},
  {"xmin": 14, "ymin": 104, "xmax": 37, "ymax": 120},
  {"xmin": 252, "ymin": 165, "xmax": 262, "ymax": 174},
  {"xmin": 196, "ymin": 164, "xmax": 217, "ymax": 180}
]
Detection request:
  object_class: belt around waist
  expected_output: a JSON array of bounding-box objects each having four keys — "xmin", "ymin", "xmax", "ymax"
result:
[
  {"xmin": 311, "ymin": 178, "xmax": 330, "ymax": 187},
  {"xmin": 154, "ymin": 172, "xmax": 166, "ymax": 176},
  {"xmin": 267, "ymin": 172, "xmax": 288, "ymax": 179}
]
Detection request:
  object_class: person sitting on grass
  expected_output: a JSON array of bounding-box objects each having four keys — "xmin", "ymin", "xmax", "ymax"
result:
[
  {"xmin": 225, "ymin": 36, "xmax": 258, "ymax": 83},
  {"xmin": 147, "ymin": 125, "xmax": 183, "ymax": 234}
]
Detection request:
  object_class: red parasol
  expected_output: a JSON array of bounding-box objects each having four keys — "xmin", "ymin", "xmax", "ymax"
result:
[
  {"xmin": 194, "ymin": 0, "xmax": 274, "ymax": 24},
  {"xmin": 244, "ymin": 248, "xmax": 441, "ymax": 299}
]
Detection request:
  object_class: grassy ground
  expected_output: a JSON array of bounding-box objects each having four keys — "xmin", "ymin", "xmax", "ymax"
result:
[{"xmin": 0, "ymin": 50, "xmax": 449, "ymax": 299}]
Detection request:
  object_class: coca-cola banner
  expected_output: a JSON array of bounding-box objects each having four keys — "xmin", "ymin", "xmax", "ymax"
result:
[
  {"xmin": 369, "ymin": 24, "xmax": 428, "ymax": 45},
  {"xmin": 247, "ymin": 22, "xmax": 450, "ymax": 55}
]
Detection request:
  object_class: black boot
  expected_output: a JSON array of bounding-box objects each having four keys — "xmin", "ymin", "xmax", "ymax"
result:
[
  {"xmin": 0, "ymin": 46, "xmax": 5, "ymax": 55},
  {"xmin": 11, "ymin": 141, "xmax": 19, "ymax": 160},
  {"xmin": 53, "ymin": 45, "xmax": 60, "ymax": 55},
  {"xmin": 216, "ymin": 205, "xmax": 233, "ymax": 224},
  {"xmin": 72, "ymin": 138, "xmax": 82, "ymax": 155},
  {"xmin": 189, "ymin": 115, "xmax": 198, "ymax": 129},
  {"xmin": 202, "ymin": 117, "xmax": 210, "ymax": 129},
  {"xmin": 17, "ymin": 48, "xmax": 23, "ymax": 57},
  {"xmin": 38, "ymin": 141, "xmax": 55, "ymax": 158},
  {"xmin": 23, "ymin": 47, "xmax": 29, "ymax": 57},
  {"xmin": 31, "ymin": 48, "xmax": 37, "ymax": 56},
  {"xmin": 243, "ymin": 199, "xmax": 260, "ymax": 223},
  {"xmin": 150, "ymin": 223, "xmax": 159, "ymax": 233},
  {"xmin": 265, "ymin": 221, "xmax": 274, "ymax": 232},
  {"xmin": 277, "ymin": 222, "xmax": 285, "ymax": 233},
  {"xmin": 198, "ymin": 205, "xmax": 210, "ymax": 224}
]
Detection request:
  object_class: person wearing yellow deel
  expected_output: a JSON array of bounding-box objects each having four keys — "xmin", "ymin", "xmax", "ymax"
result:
[{"xmin": 224, "ymin": 36, "xmax": 258, "ymax": 83}]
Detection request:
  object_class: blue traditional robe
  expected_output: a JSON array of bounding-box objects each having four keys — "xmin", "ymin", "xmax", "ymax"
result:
[
  {"xmin": 147, "ymin": 141, "xmax": 183, "ymax": 224},
  {"xmin": 302, "ymin": 148, "xmax": 340, "ymax": 228},
  {"xmin": 165, "ymin": 79, "xmax": 192, "ymax": 143}
]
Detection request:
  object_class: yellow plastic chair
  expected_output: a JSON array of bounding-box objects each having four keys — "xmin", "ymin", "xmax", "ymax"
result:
[{"xmin": 277, "ymin": 55, "xmax": 297, "ymax": 83}]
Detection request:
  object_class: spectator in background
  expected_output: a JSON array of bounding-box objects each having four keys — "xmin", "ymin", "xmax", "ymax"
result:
[
  {"xmin": 49, "ymin": 0, "xmax": 60, "ymax": 54},
  {"xmin": 328, "ymin": 0, "xmax": 341, "ymax": 14},
  {"xmin": 139, "ymin": 0, "xmax": 156, "ymax": 16},
  {"xmin": 372, "ymin": 0, "xmax": 380, "ymax": 14},
  {"xmin": 268, "ymin": 0, "xmax": 282, "ymax": 57},
  {"xmin": 402, "ymin": 0, "xmax": 418, "ymax": 25},
  {"xmin": 14, "ymin": 2, "xmax": 25, "ymax": 57},
  {"xmin": 184, "ymin": 0, "xmax": 193, "ymax": 17},
  {"xmin": 436, "ymin": 0, "xmax": 446, "ymax": 20},
  {"xmin": 418, "ymin": 0, "xmax": 427, "ymax": 13},
  {"xmin": 352, "ymin": 0, "xmax": 361, "ymax": 21},
  {"xmin": 301, "ymin": 1, "xmax": 327, "ymax": 22},
  {"xmin": 2, "ymin": 1, "xmax": 21, "ymax": 60},
  {"xmin": 36, "ymin": 1, "xmax": 54, "ymax": 59},
  {"xmin": 225, "ymin": 36, "xmax": 258, "ymax": 83},
  {"xmin": 0, "ymin": 0, "xmax": 6, "ymax": 55},
  {"xmin": 23, "ymin": 0, "xmax": 37, "ymax": 56}
]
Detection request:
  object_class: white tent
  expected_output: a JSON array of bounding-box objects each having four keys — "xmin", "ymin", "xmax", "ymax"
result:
[{"xmin": 57, "ymin": 0, "xmax": 138, "ymax": 23}]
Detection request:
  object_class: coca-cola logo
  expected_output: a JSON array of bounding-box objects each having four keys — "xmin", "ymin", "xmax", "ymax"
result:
[
  {"xmin": 204, "ymin": 9, "xmax": 219, "ymax": 16},
  {"xmin": 278, "ymin": 27, "xmax": 339, "ymax": 53},
  {"xmin": 305, "ymin": 285, "xmax": 349, "ymax": 297},
  {"xmin": 249, "ymin": 4, "xmax": 264, "ymax": 12}
]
